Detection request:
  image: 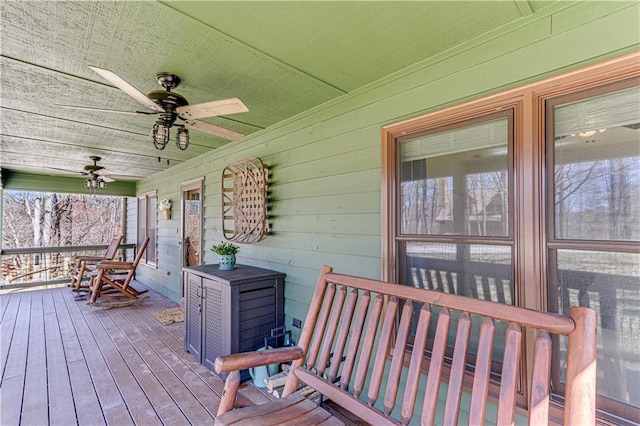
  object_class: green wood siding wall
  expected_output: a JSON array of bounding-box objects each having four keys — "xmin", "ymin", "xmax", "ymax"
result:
[{"xmin": 135, "ymin": 2, "xmax": 639, "ymax": 344}]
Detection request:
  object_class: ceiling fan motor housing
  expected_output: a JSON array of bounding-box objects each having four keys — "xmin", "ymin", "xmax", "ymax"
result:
[
  {"xmin": 84, "ymin": 156, "xmax": 104, "ymax": 173},
  {"xmin": 147, "ymin": 90, "xmax": 189, "ymax": 109}
]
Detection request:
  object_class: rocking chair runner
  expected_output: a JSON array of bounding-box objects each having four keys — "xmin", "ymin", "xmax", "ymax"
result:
[
  {"xmin": 88, "ymin": 237, "xmax": 149, "ymax": 307},
  {"xmin": 70, "ymin": 234, "xmax": 123, "ymax": 292}
]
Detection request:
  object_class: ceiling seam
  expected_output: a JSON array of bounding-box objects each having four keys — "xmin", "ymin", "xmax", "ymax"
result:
[
  {"xmin": 157, "ymin": 1, "xmax": 348, "ymax": 95},
  {"xmin": 0, "ymin": 132, "xmax": 211, "ymax": 154},
  {"xmin": 1, "ymin": 55, "xmax": 263, "ymax": 131},
  {"xmin": 0, "ymin": 134, "xmax": 186, "ymax": 164},
  {"xmin": 0, "ymin": 106, "xmax": 148, "ymax": 136},
  {"xmin": 1, "ymin": 54, "xmax": 117, "ymax": 88},
  {"xmin": 0, "ymin": 157, "xmax": 165, "ymax": 175}
]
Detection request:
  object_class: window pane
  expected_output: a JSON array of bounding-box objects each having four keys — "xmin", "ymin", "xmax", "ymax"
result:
[
  {"xmin": 137, "ymin": 197, "xmax": 146, "ymax": 248},
  {"xmin": 184, "ymin": 189, "xmax": 201, "ymax": 266},
  {"xmin": 553, "ymin": 86, "xmax": 640, "ymax": 241},
  {"xmin": 400, "ymin": 117, "xmax": 510, "ymax": 237},
  {"xmin": 147, "ymin": 196, "xmax": 157, "ymax": 263},
  {"xmin": 549, "ymin": 249, "xmax": 640, "ymax": 408},
  {"xmin": 403, "ymin": 242, "xmax": 513, "ymax": 303},
  {"xmin": 402, "ymin": 242, "xmax": 513, "ymax": 366}
]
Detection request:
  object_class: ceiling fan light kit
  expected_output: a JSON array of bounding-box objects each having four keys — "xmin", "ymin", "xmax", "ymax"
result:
[
  {"xmin": 151, "ymin": 120, "xmax": 171, "ymax": 150},
  {"xmin": 84, "ymin": 156, "xmax": 108, "ymax": 191},
  {"xmin": 85, "ymin": 174, "xmax": 107, "ymax": 190},
  {"xmin": 69, "ymin": 67, "xmax": 249, "ymax": 151},
  {"xmin": 176, "ymin": 127, "xmax": 189, "ymax": 150}
]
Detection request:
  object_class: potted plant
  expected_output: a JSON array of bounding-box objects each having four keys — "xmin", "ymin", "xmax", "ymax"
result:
[{"xmin": 211, "ymin": 241, "xmax": 239, "ymax": 270}]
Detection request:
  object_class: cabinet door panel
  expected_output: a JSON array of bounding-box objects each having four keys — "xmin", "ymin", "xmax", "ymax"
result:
[
  {"xmin": 202, "ymin": 279, "xmax": 230, "ymax": 371},
  {"xmin": 185, "ymin": 273, "xmax": 202, "ymax": 361}
]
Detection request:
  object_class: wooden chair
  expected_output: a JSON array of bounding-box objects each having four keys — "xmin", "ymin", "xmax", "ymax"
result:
[
  {"xmin": 69, "ymin": 234, "xmax": 123, "ymax": 292},
  {"xmin": 213, "ymin": 265, "xmax": 597, "ymax": 426},
  {"xmin": 87, "ymin": 237, "xmax": 150, "ymax": 307}
]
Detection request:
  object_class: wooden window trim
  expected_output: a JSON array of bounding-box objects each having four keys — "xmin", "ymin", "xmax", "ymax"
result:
[
  {"xmin": 381, "ymin": 51, "xmax": 640, "ymax": 424},
  {"xmin": 137, "ymin": 190, "xmax": 157, "ymax": 267}
]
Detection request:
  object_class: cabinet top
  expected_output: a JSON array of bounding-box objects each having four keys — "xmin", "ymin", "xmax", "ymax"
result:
[{"xmin": 182, "ymin": 264, "xmax": 285, "ymax": 285}]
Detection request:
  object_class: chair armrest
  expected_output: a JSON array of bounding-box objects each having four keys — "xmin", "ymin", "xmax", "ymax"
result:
[
  {"xmin": 75, "ymin": 255, "xmax": 107, "ymax": 262},
  {"xmin": 214, "ymin": 346, "xmax": 304, "ymax": 374},
  {"xmin": 96, "ymin": 261, "xmax": 133, "ymax": 270}
]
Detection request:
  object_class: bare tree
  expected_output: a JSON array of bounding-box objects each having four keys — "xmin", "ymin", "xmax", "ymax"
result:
[{"xmin": 2, "ymin": 192, "xmax": 124, "ymax": 248}]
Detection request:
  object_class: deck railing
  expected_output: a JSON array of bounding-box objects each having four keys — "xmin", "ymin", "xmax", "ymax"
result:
[{"xmin": 1, "ymin": 243, "xmax": 136, "ymax": 290}]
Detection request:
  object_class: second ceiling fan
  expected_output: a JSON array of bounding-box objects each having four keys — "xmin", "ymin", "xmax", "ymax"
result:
[{"xmin": 63, "ymin": 66, "xmax": 249, "ymax": 150}]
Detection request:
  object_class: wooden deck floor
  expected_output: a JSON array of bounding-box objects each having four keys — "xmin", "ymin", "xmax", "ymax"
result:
[{"xmin": 0, "ymin": 283, "xmax": 271, "ymax": 425}]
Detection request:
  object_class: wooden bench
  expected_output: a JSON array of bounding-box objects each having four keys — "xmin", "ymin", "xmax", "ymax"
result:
[{"xmin": 213, "ymin": 265, "xmax": 596, "ymax": 425}]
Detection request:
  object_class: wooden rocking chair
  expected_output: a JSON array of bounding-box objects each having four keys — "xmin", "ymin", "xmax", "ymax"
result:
[
  {"xmin": 70, "ymin": 234, "xmax": 123, "ymax": 292},
  {"xmin": 87, "ymin": 237, "xmax": 150, "ymax": 308}
]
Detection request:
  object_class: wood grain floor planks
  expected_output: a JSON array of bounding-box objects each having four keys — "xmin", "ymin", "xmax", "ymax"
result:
[{"xmin": 0, "ymin": 283, "xmax": 267, "ymax": 425}]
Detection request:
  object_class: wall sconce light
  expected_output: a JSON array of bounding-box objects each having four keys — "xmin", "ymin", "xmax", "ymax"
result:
[{"xmin": 159, "ymin": 198, "xmax": 172, "ymax": 220}]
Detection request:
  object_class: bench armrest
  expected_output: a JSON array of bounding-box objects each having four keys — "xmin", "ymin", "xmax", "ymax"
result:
[
  {"xmin": 214, "ymin": 346, "xmax": 304, "ymax": 417},
  {"xmin": 214, "ymin": 346, "xmax": 304, "ymax": 374}
]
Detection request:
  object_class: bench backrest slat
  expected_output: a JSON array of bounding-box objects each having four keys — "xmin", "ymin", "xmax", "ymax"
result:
[
  {"xmin": 443, "ymin": 312, "xmax": 472, "ymax": 425},
  {"xmin": 468, "ymin": 318, "xmax": 496, "ymax": 425},
  {"xmin": 401, "ymin": 304, "xmax": 431, "ymax": 424},
  {"xmin": 529, "ymin": 331, "xmax": 552, "ymax": 424},
  {"xmin": 339, "ymin": 290, "xmax": 370, "ymax": 392},
  {"xmin": 317, "ymin": 285, "xmax": 346, "ymax": 376},
  {"xmin": 497, "ymin": 324, "xmax": 522, "ymax": 424},
  {"xmin": 421, "ymin": 308, "xmax": 451, "ymax": 425},
  {"xmin": 327, "ymin": 287, "xmax": 358, "ymax": 383},
  {"xmin": 353, "ymin": 293, "xmax": 383, "ymax": 398},
  {"xmin": 281, "ymin": 265, "xmax": 596, "ymax": 425},
  {"xmin": 384, "ymin": 301, "xmax": 413, "ymax": 415},
  {"xmin": 307, "ymin": 283, "xmax": 335, "ymax": 368},
  {"xmin": 369, "ymin": 296, "xmax": 398, "ymax": 406}
]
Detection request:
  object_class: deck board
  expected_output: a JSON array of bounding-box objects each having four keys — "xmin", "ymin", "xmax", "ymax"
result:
[
  {"xmin": 22, "ymin": 292, "xmax": 50, "ymax": 426},
  {"xmin": 58, "ymin": 288, "xmax": 132, "ymax": 425},
  {"xmin": 0, "ymin": 283, "xmax": 266, "ymax": 425},
  {"xmin": 1, "ymin": 293, "xmax": 29, "ymax": 425},
  {"xmin": 43, "ymin": 290, "xmax": 78, "ymax": 426}
]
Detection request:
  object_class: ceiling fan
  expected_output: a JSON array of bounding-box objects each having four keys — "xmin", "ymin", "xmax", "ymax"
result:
[
  {"xmin": 82, "ymin": 156, "xmax": 141, "ymax": 190},
  {"xmin": 60, "ymin": 66, "xmax": 249, "ymax": 150}
]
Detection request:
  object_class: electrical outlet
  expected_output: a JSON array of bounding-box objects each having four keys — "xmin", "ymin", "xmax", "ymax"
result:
[{"xmin": 292, "ymin": 318, "xmax": 302, "ymax": 329}]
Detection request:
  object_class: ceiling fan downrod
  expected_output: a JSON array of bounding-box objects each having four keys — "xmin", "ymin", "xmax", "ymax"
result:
[{"xmin": 155, "ymin": 72, "xmax": 180, "ymax": 91}]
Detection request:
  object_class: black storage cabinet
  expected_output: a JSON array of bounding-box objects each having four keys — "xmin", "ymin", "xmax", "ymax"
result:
[{"xmin": 182, "ymin": 264, "xmax": 285, "ymax": 373}]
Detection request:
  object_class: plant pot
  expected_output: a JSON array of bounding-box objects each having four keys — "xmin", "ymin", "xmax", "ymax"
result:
[
  {"xmin": 218, "ymin": 254, "xmax": 236, "ymax": 270},
  {"xmin": 162, "ymin": 209, "xmax": 171, "ymax": 220}
]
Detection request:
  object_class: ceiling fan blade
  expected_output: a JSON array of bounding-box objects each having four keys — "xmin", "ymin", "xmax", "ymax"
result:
[
  {"xmin": 176, "ymin": 97, "xmax": 248, "ymax": 120},
  {"xmin": 57, "ymin": 104, "xmax": 156, "ymax": 116},
  {"xmin": 89, "ymin": 66, "xmax": 164, "ymax": 113},
  {"xmin": 105, "ymin": 174, "xmax": 144, "ymax": 181},
  {"xmin": 183, "ymin": 119, "xmax": 245, "ymax": 141},
  {"xmin": 100, "ymin": 176, "xmax": 116, "ymax": 183},
  {"xmin": 42, "ymin": 166, "xmax": 77, "ymax": 174},
  {"xmin": 95, "ymin": 169, "xmax": 143, "ymax": 180},
  {"xmin": 94, "ymin": 168, "xmax": 113, "ymax": 176}
]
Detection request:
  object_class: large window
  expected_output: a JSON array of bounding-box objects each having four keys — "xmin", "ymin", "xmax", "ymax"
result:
[
  {"xmin": 547, "ymin": 81, "xmax": 640, "ymax": 420},
  {"xmin": 382, "ymin": 53, "xmax": 639, "ymax": 423},
  {"xmin": 137, "ymin": 191, "xmax": 157, "ymax": 265}
]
